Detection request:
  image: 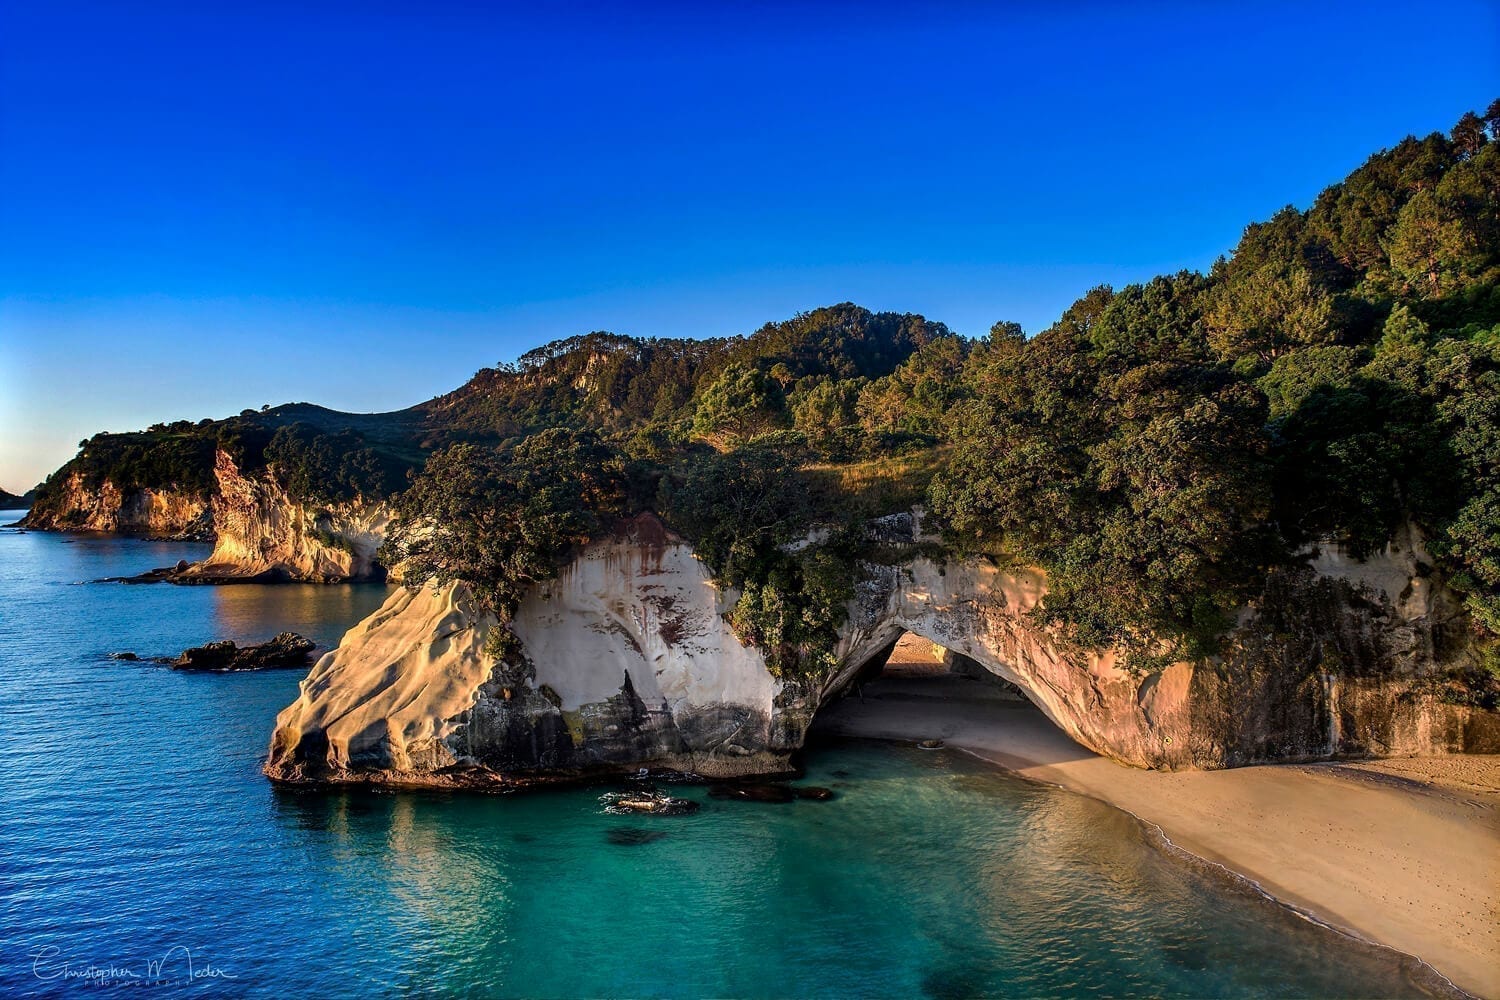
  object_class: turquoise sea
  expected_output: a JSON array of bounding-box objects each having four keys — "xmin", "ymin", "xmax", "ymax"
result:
[{"xmin": 0, "ymin": 513, "xmax": 1436, "ymax": 998}]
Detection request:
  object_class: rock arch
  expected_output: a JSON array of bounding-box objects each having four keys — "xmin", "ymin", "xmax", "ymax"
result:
[
  {"xmin": 264, "ymin": 516, "xmax": 1497, "ymax": 788},
  {"xmin": 810, "ymin": 556, "xmax": 1194, "ymax": 769},
  {"xmin": 266, "ymin": 518, "xmax": 1188, "ymax": 786}
]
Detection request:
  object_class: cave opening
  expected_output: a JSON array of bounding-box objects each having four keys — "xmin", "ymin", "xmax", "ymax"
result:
[
  {"xmin": 861, "ymin": 632, "xmax": 1030, "ymax": 699},
  {"xmin": 803, "ymin": 628, "xmax": 1071, "ymax": 758}
]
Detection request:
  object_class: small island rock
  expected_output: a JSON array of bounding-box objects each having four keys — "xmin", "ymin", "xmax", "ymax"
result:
[{"xmin": 173, "ymin": 632, "xmax": 316, "ymax": 672}]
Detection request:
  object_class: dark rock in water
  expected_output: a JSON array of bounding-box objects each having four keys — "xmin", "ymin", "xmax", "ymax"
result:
[
  {"xmin": 917, "ymin": 739, "xmax": 945, "ymax": 750},
  {"xmin": 598, "ymin": 790, "xmax": 699, "ymax": 815},
  {"xmin": 707, "ymin": 783, "xmax": 796, "ymax": 803},
  {"xmin": 99, "ymin": 565, "xmax": 179, "ymax": 584},
  {"xmin": 794, "ymin": 786, "xmax": 835, "ymax": 801},
  {"xmin": 108, "ymin": 651, "xmax": 139, "ymax": 661},
  {"xmin": 832, "ymin": 769, "xmax": 851, "ymax": 779},
  {"xmin": 172, "ymin": 632, "xmax": 316, "ymax": 672},
  {"xmin": 607, "ymin": 827, "xmax": 670, "ymax": 846}
]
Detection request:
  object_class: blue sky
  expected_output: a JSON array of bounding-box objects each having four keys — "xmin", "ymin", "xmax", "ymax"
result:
[{"xmin": 2, "ymin": 1, "xmax": 1497, "ymax": 490}]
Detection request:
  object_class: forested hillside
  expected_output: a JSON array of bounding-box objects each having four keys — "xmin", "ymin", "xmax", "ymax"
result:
[
  {"xmin": 385, "ymin": 103, "xmax": 1500, "ymax": 677},
  {"xmin": 0, "ymin": 486, "xmax": 36, "ymax": 509},
  {"xmin": 932, "ymin": 105, "xmax": 1500, "ymax": 662},
  {"xmin": 29, "ymin": 103, "xmax": 1500, "ymax": 681}
]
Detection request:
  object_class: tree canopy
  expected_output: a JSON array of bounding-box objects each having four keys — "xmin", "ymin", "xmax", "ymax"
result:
[{"xmin": 31, "ymin": 102, "xmax": 1500, "ymax": 678}]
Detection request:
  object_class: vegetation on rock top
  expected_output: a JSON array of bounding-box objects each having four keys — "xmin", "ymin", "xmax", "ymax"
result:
[{"xmin": 27, "ymin": 101, "xmax": 1500, "ymax": 682}]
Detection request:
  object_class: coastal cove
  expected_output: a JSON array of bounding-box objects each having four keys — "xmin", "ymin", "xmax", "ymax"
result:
[
  {"xmin": 6, "ymin": 13, "xmax": 1498, "ymax": 999},
  {"xmin": 0, "ymin": 519, "xmax": 1475, "ymax": 998},
  {"xmin": 815, "ymin": 673, "xmax": 1500, "ymax": 998}
]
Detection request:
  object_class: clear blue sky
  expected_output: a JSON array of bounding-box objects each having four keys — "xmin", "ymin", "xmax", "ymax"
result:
[{"xmin": 2, "ymin": 1, "xmax": 1496, "ymax": 491}]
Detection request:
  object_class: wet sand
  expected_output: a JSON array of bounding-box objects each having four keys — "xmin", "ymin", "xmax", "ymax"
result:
[{"xmin": 814, "ymin": 672, "xmax": 1500, "ymax": 998}]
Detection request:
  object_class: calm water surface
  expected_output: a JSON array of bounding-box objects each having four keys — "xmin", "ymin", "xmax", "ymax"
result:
[{"xmin": 0, "ymin": 514, "xmax": 1433, "ymax": 998}]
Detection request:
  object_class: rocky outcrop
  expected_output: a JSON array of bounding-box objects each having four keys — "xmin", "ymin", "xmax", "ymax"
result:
[
  {"xmin": 20, "ymin": 472, "xmax": 212, "ymax": 539},
  {"xmin": 173, "ymin": 632, "xmax": 316, "ymax": 671},
  {"xmin": 267, "ymin": 516, "xmax": 790, "ymax": 786},
  {"xmin": 20, "ymin": 452, "xmax": 391, "ymax": 583},
  {"xmin": 176, "ymin": 451, "xmax": 390, "ymax": 583},
  {"xmin": 265, "ymin": 513, "xmax": 1499, "ymax": 788}
]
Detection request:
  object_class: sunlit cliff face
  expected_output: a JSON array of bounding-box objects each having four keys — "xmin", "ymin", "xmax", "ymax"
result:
[{"xmin": 265, "ymin": 516, "xmax": 1499, "ymax": 788}]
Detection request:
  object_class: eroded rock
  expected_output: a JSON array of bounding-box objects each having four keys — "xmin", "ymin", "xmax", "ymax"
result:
[
  {"xmin": 263, "ymin": 513, "xmax": 1500, "ymax": 789},
  {"xmin": 793, "ymin": 786, "xmax": 835, "ymax": 801},
  {"xmin": 20, "ymin": 472, "xmax": 212, "ymax": 539},
  {"xmin": 174, "ymin": 450, "xmax": 390, "ymax": 583}
]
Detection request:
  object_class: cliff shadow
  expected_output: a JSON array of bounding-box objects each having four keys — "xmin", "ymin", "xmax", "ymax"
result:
[{"xmin": 804, "ymin": 631, "xmax": 1099, "ymax": 767}]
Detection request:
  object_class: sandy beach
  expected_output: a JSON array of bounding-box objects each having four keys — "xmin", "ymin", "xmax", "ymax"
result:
[{"xmin": 814, "ymin": 661, "xmax": 1500, "ymax": 998}]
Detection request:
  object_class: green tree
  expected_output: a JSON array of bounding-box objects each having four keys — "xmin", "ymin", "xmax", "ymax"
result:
[
  {"xmin": 1205, "ymin": 263, "xmax": 1336, "ymax": 364},
  {"xmin": 1388, "ymin": 189, "xmax": 1474, "ymax": 296},
  {"xmin": 790, "ymin": 377, "xmax": 864, "ymax": 454},
  {"xmin": 1453, "ymin": 111, "xmax": 1489, "ymax": 158},
  {"xmin": 691, "ymin": 363, "xmax": 787, "ymax": 447},
  {"xmin": 932, "ymin": 295, "xmax": 1275, "ymax": 661}
]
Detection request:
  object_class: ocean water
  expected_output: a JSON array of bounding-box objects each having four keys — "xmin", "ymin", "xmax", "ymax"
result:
[{"xmin": 0, "ymin": 515, "xmax": 1434, "ymax": 998}]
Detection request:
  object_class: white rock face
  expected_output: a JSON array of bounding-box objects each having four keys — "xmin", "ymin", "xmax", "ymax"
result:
[
  {"xmin": 267, "ymin": 516, "xmax": 791, "ymax": 784},
  {"xmin": 265, "ymin": 513, "xmax": 1500, "ymax": 787},
  {"xmin": 1309, "ymin": 521, "xmax": 1430, "ymax": 618},
  {"xmin": 510, "ymin": 524, "xmax": 778, "ymax": 721},
  {"xmin": 180, "ymin": 450, "xmax": 390, "ymax": 582}
]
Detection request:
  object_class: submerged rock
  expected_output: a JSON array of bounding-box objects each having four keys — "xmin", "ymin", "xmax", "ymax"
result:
[
  {"xmin": 793, "ymin": 786, "xmax": 836, "ymax": 801},
  {"xmin": 708, "ymin": 783, "xmax": 797, "ymax": 803},
  {"xmin": 173, "ymin": 632, "xmax": 316, "ymax": 672},
  {"xmin": 108, "ymin": 651, "xmax": 140, "ymax": 661},
  {"xmin": 606, "ymin": 827, "xmax": 670, "ymax": 846},
  {"xmin": 99, "ymin": 565, "xmax": 180, "ymax": 584}
]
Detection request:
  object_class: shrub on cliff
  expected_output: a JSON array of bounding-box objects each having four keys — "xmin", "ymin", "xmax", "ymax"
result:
[
  {"xmin": 658, "ymin": 444, "xmax": 858, "ymax": 678},
  {"xmin": 930, "ymin": 283, "xmax": 1278, "ymax": 665},
  {"xmin": 380, "ymin": 430, "xmax": 629, "ymax": 661},
  {"xmin": 262, "ymin": 422, "xmax": 414, "ymax": 504}
]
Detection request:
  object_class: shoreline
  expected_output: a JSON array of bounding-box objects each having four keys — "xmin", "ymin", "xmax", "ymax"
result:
[
  {"xmin": 812, "ymin": 673, "xmax": 1500, "ymax": 999},
  {"xmin": 947, "ymin": 741, "xmax": 1471, "ymax": 1000}
]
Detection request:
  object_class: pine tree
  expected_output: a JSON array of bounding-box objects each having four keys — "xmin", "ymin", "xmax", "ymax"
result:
[{"xmin": 1453, "ymin": 111, "xmax": 1488, "ymax": 158}]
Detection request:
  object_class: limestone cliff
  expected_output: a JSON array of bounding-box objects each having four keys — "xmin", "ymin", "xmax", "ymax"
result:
[
  {"xmin": 19, "ymin": 472, "xmax": 212, "ymax": 539},
  {"xmin": 265, "ymin": 513, "xmax": 1499, "ymax": 787},
  {"xmin": 177, "ymin": 450, "xmax": 390, "ymax": 583},
  {"xmin": 267, "ymin": 516, "xmax": 789, "ymax": 785}
]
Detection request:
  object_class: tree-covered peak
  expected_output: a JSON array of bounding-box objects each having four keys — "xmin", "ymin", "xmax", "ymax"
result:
[{"xmin": 28, "ymin": 102, "xmax": 1500, "ymax": 679}]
